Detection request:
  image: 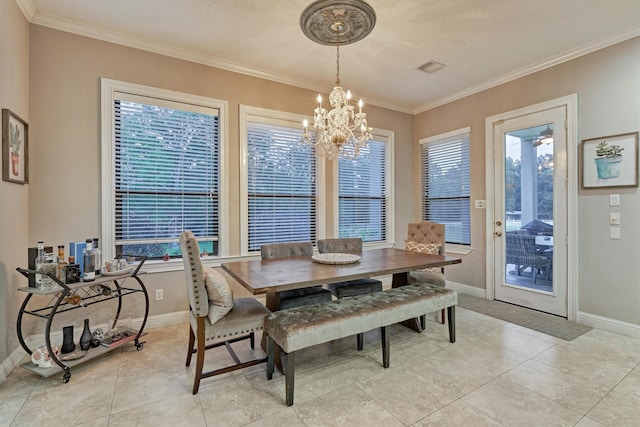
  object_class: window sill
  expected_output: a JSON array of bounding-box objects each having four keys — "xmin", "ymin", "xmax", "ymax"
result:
[
  {"xmin": 445, "ymin": 244, "xmax": 473, "ymax": 256},
  {"xmin": 121, "ymin": 243, "xmax": 401, "ymax": 275},
  {"xmin": 131, "ymin": 254, "xmax": 262, "ymax": 274}
]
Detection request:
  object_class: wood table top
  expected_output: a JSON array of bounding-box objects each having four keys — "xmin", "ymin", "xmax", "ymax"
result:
[{"xmin": 222, "ymin": 247, "xmax": 462, "ymax": 295}]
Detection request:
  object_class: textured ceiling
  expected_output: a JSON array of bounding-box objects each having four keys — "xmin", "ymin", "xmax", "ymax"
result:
[{"xmin": 19, "ymin": 0, "xmax": 640, "ymax": 113}]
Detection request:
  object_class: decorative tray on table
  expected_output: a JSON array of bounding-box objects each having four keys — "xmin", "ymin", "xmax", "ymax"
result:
[{"xmin": 312, "ymin": 253, "xmax": 361, "ymax": 265}]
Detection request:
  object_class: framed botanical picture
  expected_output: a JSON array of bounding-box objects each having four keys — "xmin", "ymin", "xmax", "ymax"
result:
[
  {"xmin": 581, "ymin": 132, "xmax": 638, "ymax": 188},
  {"xmin": 2, "ymin": 109, "xmax": 29, "ymax": 184}
]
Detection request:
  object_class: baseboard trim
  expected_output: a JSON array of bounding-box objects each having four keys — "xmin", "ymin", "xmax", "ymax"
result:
[
  {"xmin": 577, "ymin": 311, "xmax": 640, "ymax": 338},
  {"xmin": 0, "ymin": 310, "xmax": 189, "ymax": 384},
  {"xmin": 0, "ymin": 345, "xmax": 29, "ymax": 384},
  {"xmin": 446, "ymin": 280, "xmax": 486, "ymax": 298}
]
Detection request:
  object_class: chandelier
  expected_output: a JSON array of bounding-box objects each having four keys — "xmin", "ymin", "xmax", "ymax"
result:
[{"xmin": 300, "ymin": 0, "xmax": 376, "ymax": 159}]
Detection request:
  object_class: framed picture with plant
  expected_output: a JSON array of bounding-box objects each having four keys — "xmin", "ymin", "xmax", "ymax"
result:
[
  {"xmin": 581, "ymin": 132, "xmax": 638, "ymax": 188},
  {"xmin": 2, "ymin": 109, "xmax": 29, "ymax": 184}
]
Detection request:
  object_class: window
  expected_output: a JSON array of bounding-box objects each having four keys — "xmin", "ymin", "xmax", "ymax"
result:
[
  {"xmin": 101, "ymin": 79, "xmax": 227, "ymax": 262},
  {"xmin": 420, "ymin": 127, "xmax": 471, "ymax": 245},
  {"xmin": 338, "ymin": 131, "xmax": 393, "ymax": 244},
  {"xmin": 241, "ymin": 106, "xmax": 317, "ymax": 253}
]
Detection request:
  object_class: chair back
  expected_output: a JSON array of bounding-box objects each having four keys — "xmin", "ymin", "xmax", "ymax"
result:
[
  {"xmin": 317, "ymin": 238, "xmax": 362, "ymax": 254},
  {"xmin": 260, "ymin": 241, "xmax": 313, "ymax": 259},
  {"xmin": 179, "ymin": 231, "xmax": 209, "ymax": 318},
  {"xmin": 406, "ymin": 222, "xmax": 445, "ymax": 255}
]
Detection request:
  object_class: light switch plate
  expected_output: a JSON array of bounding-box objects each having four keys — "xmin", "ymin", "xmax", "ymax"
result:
[
  {"xmin": 610, "ymin": 227, "xmax": 621, "ymax": 240},
  {"xmin": 610, "ymin": 194, "xmax": 620, "ymax": 206},
  {"xmin": 609, "ymin": 212, "xmax": 621, "ymax": 225},
  {"xmin": 474, "ymin": 200, "xmax": 486, "ymax": 209}
]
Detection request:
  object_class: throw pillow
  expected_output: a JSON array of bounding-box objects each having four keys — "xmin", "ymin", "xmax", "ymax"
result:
[
  {"xmin": 405, "ymin": 240, "xmax": 442, "ymax": 273},
  {"xmin": 204, "ymin": 269, "xmax": 234, "ymax": 324}
]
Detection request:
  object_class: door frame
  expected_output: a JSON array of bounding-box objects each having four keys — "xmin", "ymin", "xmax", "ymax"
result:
[{"xmin": 484, "ymin": 94, "xmax": 578, "ymax": 321}]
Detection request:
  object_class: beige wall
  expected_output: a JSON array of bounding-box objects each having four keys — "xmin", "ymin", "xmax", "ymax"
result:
[
  {"xmin": 416, "ymin": 36, "xmax": 640, "ymax": 326},
  {"xmin": 0, "ymin": 0, "xmax": 29, "ymax": 362},
  {"xmin": 24, "ymin": 26, "xmax": 414, "ymax": 334}
]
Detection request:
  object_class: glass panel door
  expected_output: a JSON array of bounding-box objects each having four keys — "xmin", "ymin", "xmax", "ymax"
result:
[{"xmin": 493, "ymin": 107, "xmax": 567, "ymax": 317}]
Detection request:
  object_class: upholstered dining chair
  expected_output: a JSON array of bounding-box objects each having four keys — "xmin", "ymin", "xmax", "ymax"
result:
[
  {"xmin": 317, "ymin": 238, "xmax": 383, "ymax": 350},
  {"xmin": 180, "ymin": 231, "xmax": 270, "ymax": 394},
  {"xmin": 260, "ymin": 241, "xmax": 333, "ymax": 310},
  {"xmin": 405, "ymin": 222, "xmax": 447, "ymax": 324}
]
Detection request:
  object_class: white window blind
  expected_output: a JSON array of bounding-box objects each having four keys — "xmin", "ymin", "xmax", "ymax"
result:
[
  {"xmin": 338, "ymin": 139, "xmax": 388, "ymax": 242},
  {"xmin": 247, "ymin": 121, "xmax": 316, "ymax": 251},
  {"xmin": 421, "ymin": 129, "xmax": 471, "ymax": 245},
  {"xmin": 113, "ymin": 94, "xmax": 220, "ymax": 258}
]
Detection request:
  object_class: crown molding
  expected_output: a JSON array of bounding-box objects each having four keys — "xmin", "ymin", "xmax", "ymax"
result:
[
  {"xmin": 414, "ymin": 27, "xmax": 640, "ymax": 114},
  {"xmin": 14, "ymin": 0, "xmax": 36, "ymax": 21},
  {"xmin": 24, "ymin": 7, "xmax": 640, "ymax": 116}
]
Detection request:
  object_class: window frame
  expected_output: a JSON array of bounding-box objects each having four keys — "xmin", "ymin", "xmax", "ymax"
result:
[
  {"xmin": 419, "ymin": 126, "xmax": 471, "ymax": 249},
  {"xmin": 239, "ymin": 105, "xmax": 325, "ymax": 255},
  {"xmin": 101, "ymin": 78, "xmax": 229, "ymax": 271},
  {"xmin": 332, "ymin": 128, "xmax": 395, "ymax": 248}
]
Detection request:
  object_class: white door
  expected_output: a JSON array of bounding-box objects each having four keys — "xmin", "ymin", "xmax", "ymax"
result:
[{"xmin": 492, "ymin": 106, "xmax": 568, "ymax": 317}]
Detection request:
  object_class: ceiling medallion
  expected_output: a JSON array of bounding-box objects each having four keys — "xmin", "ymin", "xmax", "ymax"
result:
[
  {"xmin": 300, "ymin": 0, "xmax": 376, "ymax": 46},
  {"xmin": 300, "ymin": 0, "xmax": 376, "ymax": 159}
]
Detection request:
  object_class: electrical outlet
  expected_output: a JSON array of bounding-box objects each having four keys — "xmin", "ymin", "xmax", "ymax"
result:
[
  {"xmin": 155, "ymin": 289, "xmax": 164, "ymax": 301},
  {"xmin": 474, "ymin": 200, "xmax": 486, "ymax": 209}
]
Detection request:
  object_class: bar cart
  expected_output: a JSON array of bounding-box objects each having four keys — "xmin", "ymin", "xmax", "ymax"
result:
[{"xmin": 16, "ymin": 256, "xmax": 149, "ymax": 383}]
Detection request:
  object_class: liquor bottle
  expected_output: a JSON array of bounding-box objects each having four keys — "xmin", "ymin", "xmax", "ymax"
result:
[
  {"xmin": 34, "ymin": 241, "xmax": 47, "ymax": 289},
  {"xmin": 92, "ymin": 237, "xmax": 102, "ymax": 276},
  {"xmin": 56, "ymin": 245, "xmax": 68, "ymax": 283},
  {"xmin": 45, "ymin": 251, "xmax": 60, "ymax": 291},
  {"xmin": 83, "ymin": 239, "xmax": 96, "ymax": 282}
]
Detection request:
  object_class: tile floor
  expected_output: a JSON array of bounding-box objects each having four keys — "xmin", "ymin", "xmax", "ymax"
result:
[{"xmin": 1, "ymin": 307, "xmax": 640, "ymax": 426}]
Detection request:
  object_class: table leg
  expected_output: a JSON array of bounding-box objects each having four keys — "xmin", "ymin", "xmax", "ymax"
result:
[
  {"xmin": 391, "ymin": 272, "xmax": 424, "ymax": 333},
  {"xmin": 263, "ymin": 291, "xmax": 284, "ymax": 372}
]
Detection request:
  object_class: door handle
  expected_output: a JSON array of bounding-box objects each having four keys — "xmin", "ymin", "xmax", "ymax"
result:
[
  {"xmin": 494, "ymin": 231, "xmax": 502, "ymax": 237},
  {"xmin": 495, "ymin": 221, "xmax": 502, "ymax": 226}
]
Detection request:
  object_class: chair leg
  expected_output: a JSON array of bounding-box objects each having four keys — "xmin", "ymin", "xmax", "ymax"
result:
[
  {"xmin": 185, "ymin": 326, "xmax": 195, "ymax": 367},
  {"xmin": 357, "ymin": 333, "xmax": 364, "ymax": 351},
  {"xmin": 447, "ymin": 306, "xmax": 456, "ymax": 343},
  {"xmin": 381, "ymin": 325, "xmax": 390, "ymax": 368},
  {"xmin": 192, "ymin": 318, "xmax": 206, "ymax": 394},
  {"xmin": 285, "ymin": 351, "xmax": 295, "ymax": 406},
  {"xmin": 420, "ymin": 314, "xmax": 426, "ymax": 329},
  {"xmin": 250, "ymin": 331, "xmax": 255, "ymax": 350}
]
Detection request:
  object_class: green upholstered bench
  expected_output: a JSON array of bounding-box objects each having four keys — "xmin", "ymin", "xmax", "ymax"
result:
[{"xmin": 265, "ymin": 285, "xmax": 457, "ymax": 406}]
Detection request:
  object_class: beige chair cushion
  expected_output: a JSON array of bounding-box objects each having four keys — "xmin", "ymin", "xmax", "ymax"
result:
[
  {"xmin": 405, "ymin": 240, "xmax": 441, "ymax": 273},
  {"xmin": 204, "ymin": 269, "xmax": 234, "ymax": 324}
]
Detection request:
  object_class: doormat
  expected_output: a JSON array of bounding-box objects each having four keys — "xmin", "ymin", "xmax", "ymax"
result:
[{"xmin": 457, "ymin": 294, "xmax": 592, "ymax": 341}]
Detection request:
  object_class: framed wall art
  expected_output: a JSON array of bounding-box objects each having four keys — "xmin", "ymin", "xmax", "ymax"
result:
[
  {"xmin": 581, "ymin": 132, "xmax": 638, "ymax": 188},
  {"xmin": 2, "ymin": 108, "xmax": 29, "ymax": 184}
]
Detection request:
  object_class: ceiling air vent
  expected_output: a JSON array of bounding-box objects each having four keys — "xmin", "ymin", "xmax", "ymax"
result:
[{"xmin": 418, "ymin": 60, "xmax": 446, "ymax": 74}]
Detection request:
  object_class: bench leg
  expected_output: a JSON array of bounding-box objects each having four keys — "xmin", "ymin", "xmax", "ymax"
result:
[
  {"xmin": 381, "ymin": 325, "xmax": 390, "ymax": 368},
  {"xmin": 420, "ymin": 314, "xmax": 426, "ymax": 330},
  {"xmin": 266, "ymin": 336, "xmax": 275, "ymax": 380},
  {"xmin": 284, "ymin": 351, "xmax": 295, "ymax": 406},
  {"xmin": 357, "ymin": 333, "xmax": 364, "ymax": 351},
  {"xmin": 447, "ymin": 306, "xmax": 456, "ymax": 343}
]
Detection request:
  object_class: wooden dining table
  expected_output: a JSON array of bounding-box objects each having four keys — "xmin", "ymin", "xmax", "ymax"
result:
[{"xmin": 222, "ymin": 247, "xmax": 462, "ymax": 333}]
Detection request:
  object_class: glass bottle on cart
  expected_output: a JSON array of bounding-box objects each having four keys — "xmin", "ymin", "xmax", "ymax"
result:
[{"xmin": 83, "ymin": 239, "xmax": 96, "ymax": 282}]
